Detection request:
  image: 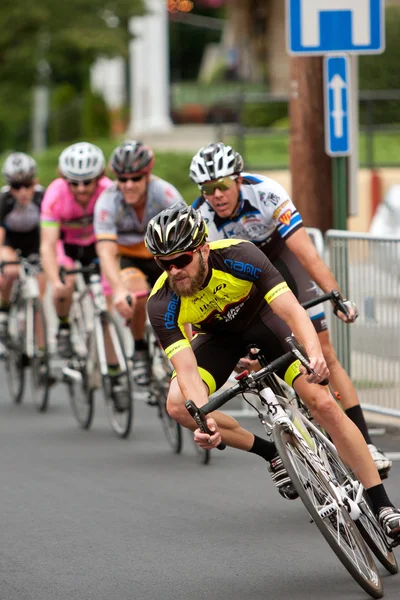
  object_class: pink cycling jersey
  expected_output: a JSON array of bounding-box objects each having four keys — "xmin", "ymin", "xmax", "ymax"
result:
[{"xmin": 41, "ymin": 176, "xmax": 112, "ymax": 245}]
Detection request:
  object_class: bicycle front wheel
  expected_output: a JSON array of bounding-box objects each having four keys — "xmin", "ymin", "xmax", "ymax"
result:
[
  {"xmin": 316, "ymin": 434, "xmax": 398, "ymax": 575},
  {"xmin": 274, "ymin": 423, "xmax": 383, "ymax": 599},
  {"xmin": 4, "ymin": 297, "xmax": 26, "ymax": 404},
  {"xmin": 29, "ymin": 299, "xmax": 51, "ymax": 413},
  {"xmin": 67, "ymin": 357, "xmax": 95, "ymax": 430},
  {"xmin": 100, "ymin": 312, "xmax": 133, "ymax": 439}
]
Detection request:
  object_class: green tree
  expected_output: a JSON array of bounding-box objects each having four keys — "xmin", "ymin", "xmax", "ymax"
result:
[{"xmin": 0, "ymin": 0, "xmax": 145, "ymax": 150}]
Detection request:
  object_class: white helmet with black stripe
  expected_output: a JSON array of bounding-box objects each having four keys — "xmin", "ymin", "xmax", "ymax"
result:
[
  {"xmin": 58, "ymin": 142, "xmax": 105, "ymax": 181},
  {"xmin": 189, "ymin": 142, "xmax": 243, "ymax": 185}
]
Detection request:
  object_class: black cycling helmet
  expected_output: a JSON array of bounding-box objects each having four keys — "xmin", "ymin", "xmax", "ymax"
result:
[
  {"xmin": 145, "ymin": 203, "xmax": 207, "ymax": 257},
  {"xmin": 110, "ymin": 140, "xmax": 154, "ymax": 175}
]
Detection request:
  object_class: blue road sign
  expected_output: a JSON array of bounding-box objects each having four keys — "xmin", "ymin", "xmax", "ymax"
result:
[
  {"xmin": 324, "ymin": 56, "xmax": 351, "ymax": 156},
  {"xmin": 287, "ymin": 0, "xmax": 385, "ymax": 55}
]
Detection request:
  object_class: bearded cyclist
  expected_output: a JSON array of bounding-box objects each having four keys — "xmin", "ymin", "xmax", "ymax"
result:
[
  {"xmin": 0, "ymin": 153, "xmax": 46, "ymax": 346},
  {"xmin": 190, "ymin": 142, "xmax": 391, "ymax": 479},
  {"xmin": 144, "ymin": 204, "xmax": 400, "ymax": 541},
  {"xmin": 94, "ymin": 140, "xmax": 185, "ymax": 385},
  {"xmin": 40, "ymin": 142, "xmax": 112, "ymax": 358}
]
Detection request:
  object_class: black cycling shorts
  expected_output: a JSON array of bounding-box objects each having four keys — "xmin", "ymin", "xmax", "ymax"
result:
[
  {"xmin": 190, "ymin": 314, "xmax": 301, "ymax": 395},
  {"xmin": 120, "ymin": 255, "xmax": 162, "ymax": 288}
]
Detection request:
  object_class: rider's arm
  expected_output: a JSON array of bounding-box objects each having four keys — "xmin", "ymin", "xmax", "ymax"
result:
[
  {"xmin": 40, "ymin": 226, "xmax": 62, "ymax": 285},
  {"xmin": 95, "ymin": 240, "xmax": 127, "ymax": 294},
  {"xmin": 170, "ymin": 347, "xmax": 209, "ymax": 407},
  {"xmin": 0, "ymin": 226, "xmax": 5, "ymax": 247},
  {"xmin": 285, "ymin": 228, "xmax": 341, "ymax": 294},
  {"xmin": 269, "ymin": 288, "xmax": 323, "ymax": 360}
]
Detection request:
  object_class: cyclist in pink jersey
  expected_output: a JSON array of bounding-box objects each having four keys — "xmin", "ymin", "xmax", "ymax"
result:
[{"xmin": 40, "ymin": 142, "xmax": 112, "ymax": 358}]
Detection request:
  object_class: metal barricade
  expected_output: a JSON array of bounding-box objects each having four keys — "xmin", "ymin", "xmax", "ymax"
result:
[{"xmin": 325, "ymin": 230, "xmax": 400, "ymax": 417}]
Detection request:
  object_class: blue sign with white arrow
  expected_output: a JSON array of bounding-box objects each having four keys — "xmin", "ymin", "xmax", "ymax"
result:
[
  {"xmin": 324, "ymin": 55, "xmax": 351, "ymax": 156},
  {"xmin": 287, "ymin": 0, "xmax": 385, "ymax": 55}
]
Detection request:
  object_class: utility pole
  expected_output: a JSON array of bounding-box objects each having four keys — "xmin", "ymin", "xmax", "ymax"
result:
[{"xmin": 289, "ymin": 56, "xmax": 333, "ymax": 233}]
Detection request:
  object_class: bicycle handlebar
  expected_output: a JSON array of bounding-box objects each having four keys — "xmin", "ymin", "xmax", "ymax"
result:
[
  {"xmin": 301, "ymin": 289, "xmax": 351, "ymax": 319},
  {"xmin": 59, "ymin": 263, "xmax": 98, "ymax": 284}
]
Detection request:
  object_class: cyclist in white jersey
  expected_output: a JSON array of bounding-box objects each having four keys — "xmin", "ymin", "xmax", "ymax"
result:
[
  {"xmin": 94, "ymin": 140, "xmax": 185, "ymax": 385},
  {"xmin": 190, "ymin": 142, "xmax": 391, "ymax": 479}
]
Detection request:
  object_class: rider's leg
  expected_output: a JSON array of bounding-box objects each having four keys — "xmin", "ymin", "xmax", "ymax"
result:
[
  {"xmin": 119, "ymin": 266, "xmax": 150, "ymax": 384},
  {"xmin": 318, "ymin": 329, "xmax": 392, "ymax": 477},
  {"xmin": 0, "ymin": 247, "xmax": 20, "ymax": 341}
]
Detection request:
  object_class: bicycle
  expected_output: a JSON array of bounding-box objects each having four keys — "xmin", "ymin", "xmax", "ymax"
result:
[
  {"xmin": 185, "ymin": 338, "xmax": 397, "ymax": 599},
  {"xmin": 60, "ymin": 262, "xmax": 134, "ymax": 438},
  {"xmin": 146, "ymin": 323, "xmax": 211, "ymax": 464},
  {"xmin": 0, "ymin": 255, "xmax": 51, "ymax": 412}
]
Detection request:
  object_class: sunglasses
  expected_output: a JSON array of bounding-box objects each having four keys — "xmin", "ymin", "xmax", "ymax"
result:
[
  {"xmin": 67, "ymin": 179, "xmax": 94, "ymax": 187},
  {"xmin": 201, "ymin": 175, "xmax": 238, "ymax": 195},
  {"xmin": 117, "ymin": 175, "xmax": 145, "ymax": 183},
  {"xmin": 155, "ymin": 250, "xmax": 197, "ymax": 272},
  {"xmin": 10, "ymin": 181, "xmax": 34, "ymax": 190}
]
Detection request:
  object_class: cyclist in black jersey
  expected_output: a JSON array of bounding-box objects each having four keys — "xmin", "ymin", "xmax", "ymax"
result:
[
  {"xmin": 0, "ymin": 153, "xmax": 45, "ymax": 344},
  {"xmin": 189, "ymin": 142, "xmax": 391, "ymax": 479},
  {"xmin": 144, "ymin": 204, "xmax": 400, "ymax": 541}
]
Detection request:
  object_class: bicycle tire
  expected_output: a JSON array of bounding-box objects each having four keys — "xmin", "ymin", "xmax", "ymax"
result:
[
  {"xmin": 100, "ymin": 312, "xmax": 133, "ymax": 439},
  {"xmin": 4, "ymin": 295, "xmax": 26, "ymax": 404},
  {"xmin": 274, "ymin": 423, "xmax": 383, "ymax": 599},
  {"xmin": 29, "ymin": 299, "xmax": 51, "ymax": 413},
  {"xmin": 67, "ymin": 358, "xmax": 95, "ymax": 430},
  {"xmin": 315, "ymin": 432, "xmax": 398, "ymax": 575}
]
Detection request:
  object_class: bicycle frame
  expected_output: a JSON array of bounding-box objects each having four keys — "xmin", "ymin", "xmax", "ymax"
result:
[{"xmin": 8, "ymin": 259, "xmax": 41, "ymax": 359}]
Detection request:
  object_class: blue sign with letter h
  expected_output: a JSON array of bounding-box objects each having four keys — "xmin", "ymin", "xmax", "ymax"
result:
[{"xmin": 287, "ymin": 0, "xmax": 385, "ymax": 55}]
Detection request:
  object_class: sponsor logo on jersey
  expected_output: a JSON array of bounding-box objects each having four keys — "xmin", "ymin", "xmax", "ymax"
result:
[
  {"xmin": 213, "ymin": 283, "xmax": 226, "ymax": 294},
  {"xmin": 279, "ymin": 209, "xmax": 292, "ymax": 226},
  {"xmin": 164, "ymin": 292, "xmax": 179, "ymax": 329},
  {"xmin": 99, "ymin": 209, "xmax": 111, "ymax": 222},
  {"xmin": 224, "ymin": 259, "xmax": 261, "ymax": 279},
  {"xmin": 223, "ymin": 302, "xmax": 245, "ymax": 322},
  {"xmin": 267, "ymin": 192, "xmax": 280, "ymax": 205},
  {"xmin": 258, "ymin": 191, "xmax": 267, "ymax": 204},
  {"xmin": 272, "ymin": 200, "xmax": 289, "ymax": 220}
]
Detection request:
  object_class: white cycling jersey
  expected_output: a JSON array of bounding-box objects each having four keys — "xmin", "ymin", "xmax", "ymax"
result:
[{"xmin": 192, "ymin": 173, "xmax": 303, "ymax": 259}]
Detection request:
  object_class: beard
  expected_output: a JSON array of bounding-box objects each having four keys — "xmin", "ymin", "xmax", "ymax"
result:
[{"xmin": 169, "ymin": 253, "xmax": 207, "ymax": 297}]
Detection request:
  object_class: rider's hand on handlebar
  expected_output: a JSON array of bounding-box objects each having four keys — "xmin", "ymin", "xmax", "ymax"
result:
[
  {"xmin": 53, "ymin": 280, "xmax": 70, "ymax": 300},
  {"xmin": 193, "ymin": 417, "xmax": 222, "ymax": 449},
  {"xmin": 300, "ymin": 355, "xmax": 330, "ymax": 384},
  {"xmin": 114, "ymin": 287, "xmax": 135, "ymax": 320},
  {"xmin": 334, "ymin": 299, "xmax": 359, "ymax": 324}
]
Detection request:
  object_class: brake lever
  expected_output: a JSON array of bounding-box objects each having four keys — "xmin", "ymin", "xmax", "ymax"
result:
[
  {"xmin": 285, "ymin": 337, "xmax": 329, "ymax": 386},
  {"xmin": 185, "ymin": 400, "xmax": 226, "ymax": 450}
]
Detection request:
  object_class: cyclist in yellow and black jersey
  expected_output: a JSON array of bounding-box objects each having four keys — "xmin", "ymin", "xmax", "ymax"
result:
[{"xmin": 145, "ymin": 204, "xmax": 400, "ymax": 541}]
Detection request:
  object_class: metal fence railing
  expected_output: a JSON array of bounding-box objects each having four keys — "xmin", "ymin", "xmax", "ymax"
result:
[{"xmin": 325, "ymin": 230, "xmax": 400, "ymax": 417}]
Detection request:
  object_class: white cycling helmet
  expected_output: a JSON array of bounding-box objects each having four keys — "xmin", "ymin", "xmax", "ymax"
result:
[
  {"xmin": 189, "ymin": 142, "xmax": 244, "ymax": 185},
  {"xmin": 2, "ymin": 152, "xmax": 37, "ymax": 183},
  {"xmin": 58, "ymin": 142, "xmax": 105, "ymax": 181}
]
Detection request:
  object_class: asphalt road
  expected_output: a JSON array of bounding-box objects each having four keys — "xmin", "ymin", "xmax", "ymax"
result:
[{"xmin": 1, "ymin": 370, "xmax": 400, "ymax": 600}]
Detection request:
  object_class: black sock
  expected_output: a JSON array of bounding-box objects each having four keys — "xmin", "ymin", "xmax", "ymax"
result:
[
  {"xmin": 345, "ymin": 405, "xmax": 372, "ymax": 444},
  {"xmin": 248, "ymin": 435, "xmax": 277, "ymax": 462},
  {"xmin": 135, "ymin": 339, "xmax": 148, "ymax": 352},
  {"xmin": 58, "ymin": 316, "xmax": 70, "ymax": 330},
  {"xmin": 366, "ymin": 484, "xmax": 394, "ymax": 514}
]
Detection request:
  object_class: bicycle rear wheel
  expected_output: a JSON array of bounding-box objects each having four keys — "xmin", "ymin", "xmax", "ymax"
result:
[
  {"xmin": 29, "ymin": 299, "xmax": 51, "ymax": 413},
  {"xmin": 315, "ymin": 432, "xmax": 398, "ymax": 575},
  {"xmin": 274, "ymin": 423, "xmax": 383, "ymax": 599},
  {"xmin": 100, "ymin": 312, "xmax": 133, "ymax": 439},
  {"xmin": 4, "ymin": 296, "xmax": 26, "ymax": 404}
]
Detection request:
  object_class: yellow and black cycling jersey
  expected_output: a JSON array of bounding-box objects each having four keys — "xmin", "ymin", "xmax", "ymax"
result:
[{"xmin": 147, "ymin": 239, "xmax": 290, "ymax": 361}]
